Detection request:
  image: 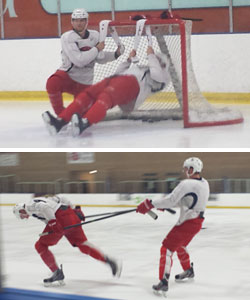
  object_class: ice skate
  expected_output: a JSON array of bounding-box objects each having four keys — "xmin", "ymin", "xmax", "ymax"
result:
[
  {"xmin": 105, "ymin": 257, "xmax": 122, "ymax": 278},
  {"xmin": 71, "ymin": 114, "xmax": 90, "ymax": 137},
  {"xmin": 42, "ymin": 111, "xmax": 67, "ymax": 135},
  {"xmin": 175, "ymin": 262, "xmax": 194, "ymax": 282},
  {"xmin": 43, "ymin": 265, "xmax": 65, "ymax": 287},
  {"xmin": 152, "ymin": 278, "xmax": 168, "ymax": 297}
]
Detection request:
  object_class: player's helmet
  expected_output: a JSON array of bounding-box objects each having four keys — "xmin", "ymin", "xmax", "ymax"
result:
[
  {"xmin": 183, "ymin": 157, "xmax": 203, "ymax": 176},
  {"xmin": 13, "ymin": 203, "xmax": 28, "ymax": 219},
  {"xmin": 71, "ymin": 8, "xmax": 89, "ymax": 20},
  {"xmin": 155, "ymin": 52, "xmax": 168, "ymax": 68}
]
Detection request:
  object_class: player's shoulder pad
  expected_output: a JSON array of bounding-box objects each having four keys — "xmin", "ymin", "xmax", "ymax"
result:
[
  {"xmin": 61, "ymin": 30, "xmax": 80, "ymax": 42},
  {"xmin": 88, "ymin": 29, "xmax": 99, "ymax": 41}
]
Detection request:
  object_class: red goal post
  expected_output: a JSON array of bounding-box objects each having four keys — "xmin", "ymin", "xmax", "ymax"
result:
[{"xmin": 91, "ymin": 18, "xmax": 243, "ymax": 128}]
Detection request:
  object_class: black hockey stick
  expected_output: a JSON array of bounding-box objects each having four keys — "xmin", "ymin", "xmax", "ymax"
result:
[
  {"xmin": 84, "ymin": 209, "xmax": 135, "ymax": 219},
  {"xmin": 165, "ymin": 208, "xmax": 176, "ymax": 214},
  {"xmin": 181, "ymin": 17, "xmax": 203, "ymax": 22},
  {"xmin": 84, "ymin": 208, "xmax": 158, "ymax": 219},
  {"xmin": 39, "ymin": 208, "xmax": 158, "ymax": 237},
  {"xmin": 84, "ymin": 208, "xmax": 175, "ymax": 218},
  {"xmin": 160, "ymin": 11, "xmax": 203, "ymax": 22}
]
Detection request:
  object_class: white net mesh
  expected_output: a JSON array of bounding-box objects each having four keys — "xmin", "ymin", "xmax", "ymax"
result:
[{"xmin": 93, "ymin": 20, "xmax": 243, "ymax": 127}]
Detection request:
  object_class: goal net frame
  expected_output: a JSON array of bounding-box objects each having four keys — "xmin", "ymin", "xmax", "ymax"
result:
[{"xmin": 91, "ymin": 18, "xmax": 243, "ymax": 128}]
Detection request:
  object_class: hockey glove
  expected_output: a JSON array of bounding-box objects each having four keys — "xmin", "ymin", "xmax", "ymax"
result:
[
  {"xmin": 136, "ymin": 199, "xmax": 154, "ymax": 214},
  {"xmin": 115, "ymin": 44, "xmax": 125, "ymax": 58},
  {"xmin": 74, "ymin": 205, "xmax": 85, "ymax": 221},
  {"xmin": 47, "ymin": 219, "xmax": 63, "ymax": 234}
]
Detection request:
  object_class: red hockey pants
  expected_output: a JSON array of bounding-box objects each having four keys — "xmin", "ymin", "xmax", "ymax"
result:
[
  {"xmin": 58, "ymin": 75, "xmax": 140, "ymax": 124},
  {"xmin": 46, "ymin": 70, "xmax": 90, "ymax": 115},
  {"xmin": 34, "ymin": 206, "xmax": 105, "ymax": 272},
  {"xmin": 159, "ymin": 217, "xmax": 203, "ymax": 280}
]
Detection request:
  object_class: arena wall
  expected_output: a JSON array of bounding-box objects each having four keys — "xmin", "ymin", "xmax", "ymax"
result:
[{"xmin": 1, "ymin": 33, "xmax": 250, "ymax": 99}]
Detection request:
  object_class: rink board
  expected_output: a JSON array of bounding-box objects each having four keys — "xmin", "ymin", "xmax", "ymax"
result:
[{"xmin": 0, "ymin": 288, "xmax": 116, "ymax": 300}]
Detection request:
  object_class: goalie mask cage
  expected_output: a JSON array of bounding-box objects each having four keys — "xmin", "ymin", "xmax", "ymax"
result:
[{"xmin": 93, "ymin": 19, "xmax": 243, "ymax": 127}]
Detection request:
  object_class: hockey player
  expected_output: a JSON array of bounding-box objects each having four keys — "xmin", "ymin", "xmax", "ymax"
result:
[
  {"xmin": 42, "ymin": 46, "xmax": 170, "ymax": 136},
  {"xmin": 136, "ymin": 157, "xmax": 209, "ymax": 296},
  {"xmin": 13, "ymin": 194, "xmax": 121, "ymax": 286},
  {"xmin": 45, "ymin": 8, "xmax": 124, "ymax": 116}
]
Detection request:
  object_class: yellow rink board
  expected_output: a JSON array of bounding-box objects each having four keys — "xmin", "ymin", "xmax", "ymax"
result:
[
  {"xmin": 0, "ymin": 91, "xmax": 250, "ymax": 105},
  {"xmin": 1, "ymin": 203, "xmax": 250, "ymax": 210}
]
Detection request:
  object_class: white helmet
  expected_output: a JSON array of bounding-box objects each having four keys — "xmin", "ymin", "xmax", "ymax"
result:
[
  {"xmin": 71, "ymin": 8, "xmax": 89, "ymax": 20},
  {"xmin": 13, "ymin": 203, "xmax": 27, "ymax": 219},
  {"xmin": 183, "ymin": 157, "xmax": 203, "ymax": 176},
  {"xmin": 155, "ymin": 52, "xmax": 168, "ymax": 68}
]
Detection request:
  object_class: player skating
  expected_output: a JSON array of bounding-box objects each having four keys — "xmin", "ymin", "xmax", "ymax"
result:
[
  {"xmin": 13, "ymin": 193, "xmax": 121, "ymax": 286},
  {"xmin": 136, "ymin": 157, "xmax": 209, "ymax": 296},
  {"xmin": 45, "ymin": 8, "xmax": 124, "ymax": 116},
  {"xmin": 42, "ymin": 46, "xmax": 170, "ymax": 136}
]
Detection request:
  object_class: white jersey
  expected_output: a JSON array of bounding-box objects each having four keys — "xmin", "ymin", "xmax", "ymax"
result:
[
  {"xmin": 59, "ymin": 29, "xmax": 117, "ymax": 84},
  {"xmin": 152, "ymin": 177, "xmax": 210, "ymax": 225},
  {"xmin": 115, "ymin": 53, "xmax": 170, "ymax": 110},
  {"xmin": 25, "ymin": 195, "xmax": 73, "ymax": 223}
]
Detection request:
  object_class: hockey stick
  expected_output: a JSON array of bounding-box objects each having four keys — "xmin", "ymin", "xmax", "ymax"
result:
[
  {"xmin": 109, "ymin": 25, "xmax": 125, "ymax": 55},
  {"xmin": 98, "ymin": 21, "xmax": 125, "ymax": 59},
  {"xmin": 181, "ymin": 17, "xmax": 203, "ymax": 22},
  {"xmin": 160, "ymin": 11, "xmax": 203, "ymax": 22},
  {"xmin": 131, "ymin": 18, "xmax": 147, "ymax": 63},
  {"xmin": 97, "ymin": 20, "xmax": 111, "ymax": 59},
  {"xmin": 85, "ymin": 208, "xmax": 165, "ymax": 220},
  {"xmin": 154, "ymin": 30, "xmax": 183, "ymax": 107},
  {"xmin": 144, "ymin": 24, "xmax": 183, "ymax": 107},
  {"xmin": 145, "ymin": 24, "xmax": 153, "ymax": 47},
  {"xmin": 84, "ymin": 208, "xmax": 135, "ymax": 219},
  {"xmin": 165, "ymin": 208, "xmax": 176, "ymax": 214},
  {"xmin": 39, "ymin": 208, "xmax": 158, "ymax": 237},
  {"xmin": 85, "ymin": 207, "xmax": 175, "ymax": 218},
  {"xmin": 39, "ymin": 209, "xmax": 136, "ymax": 237},
  {"xmin": 84, "ymin": 210, "xmax": 124, "ymax": 219}
]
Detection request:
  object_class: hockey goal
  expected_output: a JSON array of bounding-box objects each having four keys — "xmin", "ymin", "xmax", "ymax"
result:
[{"xmin": 92, "ymin": 18, "xmax": 243, "ymax": 127}]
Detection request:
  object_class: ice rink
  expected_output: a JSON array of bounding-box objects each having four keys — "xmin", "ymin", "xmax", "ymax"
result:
[
  {"xmin": 0, "ymin": 100, "xmax": 250, "ymax": 148},
  {"xmin": 1, "ymin": 205, "xmax": 250, "ymax": 300}
]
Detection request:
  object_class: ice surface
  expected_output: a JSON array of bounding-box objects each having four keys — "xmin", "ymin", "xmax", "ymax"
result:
[
  {"xmin": 0, "ymin": 100, "xmax": 249, "ymax": 148},
  {"xmin": 1, "ymin": 206, "xmax": 250, "ymax": 300}
]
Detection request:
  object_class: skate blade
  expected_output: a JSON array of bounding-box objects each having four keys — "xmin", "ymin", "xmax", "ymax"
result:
[
  {"xmin": 71, "ymin": 115, "xmax": 80, "ymax": 137},
  {"xmin": 42, "ymin": 113, "xmax": 57, "ymax": 136},
  {"xmin": 153, "ymin": 289, "xmax": 167, "ymax": 297},
  {"xmin": 175, "ymin": 277, "xmax": 194, "ymax": 283},
  {"xmin": 115, "ymin": 262, "xmax": 122, "ymax": 278},
  {"xmin": 44, "ymin": 280, "xmax": 65, "ymax": 287}
]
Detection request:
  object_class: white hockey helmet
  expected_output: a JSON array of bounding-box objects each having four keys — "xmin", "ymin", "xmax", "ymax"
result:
[
  {"xmin": 13, "ymin": 203, "xmax": 29, "ymax": 219},
  {"xmin": 183, "ymin": 157, "xmax": 203, "ymax": 176},
  {"xmin": 71, "ymin": 8, "xmax": 89, "ymax": 20},
  {"xmin": 155, "ymin": 52, "xmax": 168, "ymax": 68}
]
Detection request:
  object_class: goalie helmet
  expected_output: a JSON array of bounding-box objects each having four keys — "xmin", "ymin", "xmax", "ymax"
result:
[
  {"xmin": 183, "ymin": 157, "xmax": 203, "ymax": 176},
  {"xmin": 13, "ymin": 203, "xmax": 29, "ymax": 219},
  {"xmin": 71, "ymin": 8, "xmax": 89, "ymax": 20}
]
